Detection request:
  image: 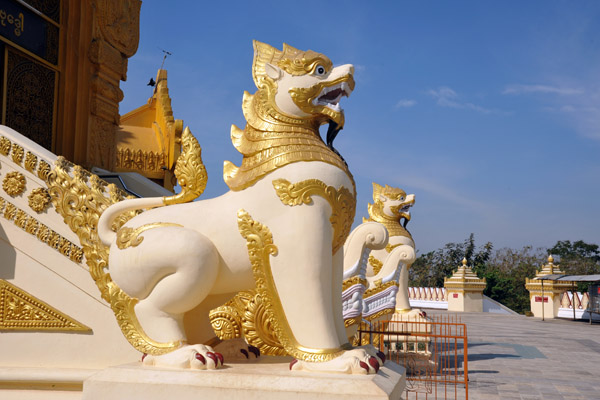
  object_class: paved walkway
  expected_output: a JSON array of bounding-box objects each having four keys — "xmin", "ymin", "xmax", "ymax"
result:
[{"xmin": 432, "ymin": 311, "xmax": 600, "ymax": 400}]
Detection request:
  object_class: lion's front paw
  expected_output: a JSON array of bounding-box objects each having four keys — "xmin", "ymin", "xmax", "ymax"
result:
[
  {"xmin": 289, "ymin": 346, "xmax": 383, "ymax": 375},
  {"xmin": 142, "ymin": 344, "xmax": 224, "ymax": 370}
]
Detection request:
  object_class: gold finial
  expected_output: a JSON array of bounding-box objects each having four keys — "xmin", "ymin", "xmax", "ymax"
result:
[
  {"xmin": 462, "ymin": 258, "xmax": 467, "ymax": 266},
  {"xmin": 548, "ymin": 255, "xmax": 554, "ymax": 264}
]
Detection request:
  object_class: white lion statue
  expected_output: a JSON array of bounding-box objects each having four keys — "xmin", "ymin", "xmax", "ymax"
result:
[{"xmin": 49, "ymin": 41, "xmax": 384, "ymax": 374}]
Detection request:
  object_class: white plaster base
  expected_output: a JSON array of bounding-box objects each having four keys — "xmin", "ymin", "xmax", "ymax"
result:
[{"xmin": 83, "ymin": 358, "xmax": 406, "ymax": 400}]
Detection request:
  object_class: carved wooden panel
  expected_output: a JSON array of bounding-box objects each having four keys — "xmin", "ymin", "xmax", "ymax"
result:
[{"xmin": 4, "ymin": 48, "xmax": 55, "ymax": 151}]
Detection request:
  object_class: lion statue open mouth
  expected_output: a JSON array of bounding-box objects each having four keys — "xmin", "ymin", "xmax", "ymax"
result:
[{"xmin": 49, "ymin": 41, "xmax": 384, "ymax": 374}]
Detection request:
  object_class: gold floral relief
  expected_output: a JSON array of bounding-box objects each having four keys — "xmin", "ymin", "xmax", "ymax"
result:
[
  {"xmin": 28, "ymin": 188, "xmax": 51, "ymax": 213},
  {"xmin": 0, "ymin": 136, "xmax": 11, "ymax": 156},
  {"xmin": 3, "ymin": 171, "xmax": 26, "ymax": 196},
  {"xmin": 11, "ymin": 143, "xmax": 24, "ymax": 165},
  {"xmin": 37, "ymin": 160, "xmax": 51, "ymax": 182},
  {"xmin": 209, "ymin": 305, "xmax": 242, "ymax": 341},
  {"xmin": 272, "ymin": 178, "xmax": 355, "ymax": 254},
  {"xmin": 24, "ymin": 152, "xmax": 37, "ymax": 172},
  {"xmin": 4, "ymin": 203, "xmax": 16, "ymax": 220},
  {"xmin": 0, "ymin": 279, "xmax": 91, "ymax": 331}
]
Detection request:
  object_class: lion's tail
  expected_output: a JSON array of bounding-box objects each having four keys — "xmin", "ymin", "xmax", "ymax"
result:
[{"xmin": 97, "ymin": 197, "xmax": 165, "ymax": 246}]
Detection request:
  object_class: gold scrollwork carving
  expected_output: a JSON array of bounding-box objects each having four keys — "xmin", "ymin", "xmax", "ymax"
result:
[
  {"xmin": 3, "ymin": 171, "xmax": 26, "ymax": 196},
  {"xmin": 0, "ymin": 279, "xmax": 91, "ymax": 331},
  {"xmin": 272, "ymin": 178, "xmax": 355, "ymax": 254},
  {"xmin": 237, "ymin": 209, "xmax": 350, "ymax": 362},
  {"xmin": 242, "ymin": 293, "xmax": 287, "ymax": 356},
  {"xmin": 47, "ymin": 156, "xmax": 180, "ymax": 355},
  {"xmin": 28, "ymin": 187, "xmax": 51, "ymax": 213},
  {"xmin": 163, "ymin": 127, "xmax": 207, "ymax": 205},
  {"xmin": 116, "ymin": 222, "xmax": 183, "ymax": 250},
  {"xmin": 368, "ymin": 255, "xmax": 383, "ymax": 275}
]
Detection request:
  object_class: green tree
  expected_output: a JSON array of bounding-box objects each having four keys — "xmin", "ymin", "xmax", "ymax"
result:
[
  {"xmin": 548, "ymin": 240, "xmax": 600, "ymax": 291},
  {"xmin": 409, "ymin": 234, "xmax": 492, "ymax": 288}
]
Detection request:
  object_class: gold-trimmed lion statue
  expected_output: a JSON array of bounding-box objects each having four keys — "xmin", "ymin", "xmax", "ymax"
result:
[{"xmin": 48, "ymin": 41, "xmax": 384, "ymax": 374}]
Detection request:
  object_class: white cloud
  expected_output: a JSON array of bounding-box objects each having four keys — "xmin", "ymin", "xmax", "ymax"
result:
[
  {"xmin": 395, "ymin": 99, "xmax": 416, "ymax": 108},
  {"xmin": 427, "ymin": 86, "xmax": 493, "ymax": 114},
  {"xmin": 502, "ymin": 84, "xmax": 583, "ymax": 95}
]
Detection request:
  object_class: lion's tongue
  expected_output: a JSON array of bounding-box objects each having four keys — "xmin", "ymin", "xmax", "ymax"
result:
[{"xmin": 319, "ymin": 88, "xmax": 343, "ymax": 103}]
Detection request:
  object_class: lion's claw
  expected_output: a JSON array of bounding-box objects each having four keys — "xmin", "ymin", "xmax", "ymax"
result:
[
  {"xmin": 141, "ymin": 353, "xmax": 147, "ymax": 362},
  {"xmin": 359, "ymin": 361, "xmax": 369, "ymax": 372},
  {"xmin": 195, "ymin": 353, "xmax": 206, "ymax": 365},
  {"xmin": 289, "ymin": 359, "xmax": 298, "ymax": 370},
  {"xmin": 206, "ymin": 351, "xmax": 219, "ymax": 366},
  {"xmin": 215, "ymin": 352, "xmax": 224, "ymax": 365},
  {"xmin": 240, "ymin": 348, "xmax": 249, "ymax": 358},
  {"xmin": 376, "ymin": 351, "xmax": 386, "ymax": 364},
  {"xmin": 369, "ymin": 356, "xmax": 380, "ymax": 373},
  {"xmin": 248, "ymin": 345, "xmax": 260, "ymax": 358}
]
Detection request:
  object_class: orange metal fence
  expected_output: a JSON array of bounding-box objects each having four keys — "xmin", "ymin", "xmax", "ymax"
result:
[{"xmin": 358, "ymin": 315, "xmax": 468, "ymax": 399}]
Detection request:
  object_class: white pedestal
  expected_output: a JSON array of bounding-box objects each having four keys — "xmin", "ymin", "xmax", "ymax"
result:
[{"xmin": 83, "ymin": 358, "xmax": 406, "ymax": 400}]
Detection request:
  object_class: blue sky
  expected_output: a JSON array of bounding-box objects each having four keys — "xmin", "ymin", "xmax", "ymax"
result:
[{"xmin": 121, "ymin": 1, "xmax": 600, "ymax": 253}]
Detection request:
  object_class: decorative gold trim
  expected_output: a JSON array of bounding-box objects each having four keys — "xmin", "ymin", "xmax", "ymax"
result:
[
  {"xmin": 3, "ymin": 171, "xmax": 26, "ymax": 196},
  {"xmin": 363, "ymin": 308, "xmax": 395, "ymax": 322},
  {"xmin": 241, "ymin": 292, "xmax": 287, "ymax": 356},
  {"xmin": 272, "ymin": 178, "xmax": 355, "ymax": 254},
  {"xmin": 0, "ymin": 136, "xmax": 53, "ymax": 184},
  {"xmin": 237, "ymin": 209, "xmax": 350, "ymax": 362},
  {"xmin": 47, "ymin": 157, "xmax": 180, "ymax": 355},
  {"xmin": 115, "ymin": 148, "xmax": 168, "ymax": 177},
  {"xmin": 0, "ymin": 197, "xmax": 82, "ymax": 263},
  {"xmin": 116, "ymin": 222, "xmax": 182, "ymax": 250},
  {"xmin": 163, "ymin": 127, "xmax": 207, "ymax": 205},
  {"xmin": 0, "ymin": 279, "xmax": 91, "ymax": 331},
  {"xmin": 28, "ymin": 188, "xmax": 51, "ymax": 213},
  {"xmin": 368, "ymin": 255, "xmax": 383, "ymax": 275},
  {"xmin": 363, "ymin": 280, "xmax": 398, "ymax": 298},
  {"xmin": 342, "ymin": 276, "xmax": 368, "ymax": 291}
]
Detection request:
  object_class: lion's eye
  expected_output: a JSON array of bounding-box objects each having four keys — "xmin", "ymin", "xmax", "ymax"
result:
[
  {"xmin": 315, "ymin": 65, "xmax": 326, "ymax": 76},
  {"xmin": 400, "ymin": 197, "xmax": 404, "ymax": 201}
]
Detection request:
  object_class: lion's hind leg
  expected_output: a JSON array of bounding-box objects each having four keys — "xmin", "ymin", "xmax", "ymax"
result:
[{"xmin": 111, "ymin": 226, "xmax": 223, "ymax": 368}]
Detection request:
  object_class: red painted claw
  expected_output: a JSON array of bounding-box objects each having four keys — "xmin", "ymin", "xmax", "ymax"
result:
[
  {"xmin": 240, "ymin": 349, "xmax": 249, "ymax": 359},
  {"xmin": 206, "ymin": 351, "xmax": 219, "ymax": 366},
  {"xmin": 376, "ymin": 351, "xmax": 386, "ymax": 364},
  {"xmin": 369, "ymin": 356, "xmax": 380, "ymax": 373},
  {"xmin": 195, "ymin": 353, "xmax": 206, "ymax": 364},
  {"xmin": 289, "ymin": 359, "xmax": 298, "ymax": 370},
  {"xmin": 359, "ymin": 361, "xmax": 370, "ymax": 372},
  {"xmin": 248, "ymin": 345, "xmax": 260, "ymax": 358},
  {"xmin": 215, "ymin": 352, "xmax": 224, "ymax": 365},
  {"xmin": 141, "ymin": 353, "xmax": 147, "ymax": 362}
]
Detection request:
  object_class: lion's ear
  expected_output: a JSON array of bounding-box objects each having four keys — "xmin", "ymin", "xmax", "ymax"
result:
[{"xmin": 265, "ymin": 63, "xmax": 283, "ymax": 81}]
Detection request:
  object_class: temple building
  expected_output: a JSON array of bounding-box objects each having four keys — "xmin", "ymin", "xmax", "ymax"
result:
[{"xmin": 0, "ymin": 1, "xmax": 183, "ymax": 397}]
